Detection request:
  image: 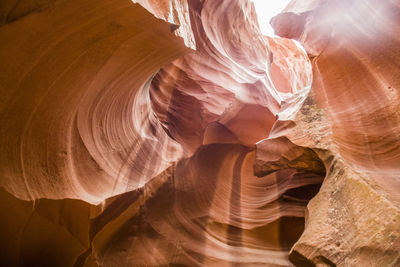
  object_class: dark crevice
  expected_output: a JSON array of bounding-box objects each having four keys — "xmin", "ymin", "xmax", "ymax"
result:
[{"xmin": 289, "ymin": 251, "xmax": 316, "ymax": 267}]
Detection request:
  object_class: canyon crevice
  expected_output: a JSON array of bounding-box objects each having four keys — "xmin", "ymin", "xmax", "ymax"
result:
[{"xmin": 0, "ymin": 0, "xmax": 399, "ymax": 266}]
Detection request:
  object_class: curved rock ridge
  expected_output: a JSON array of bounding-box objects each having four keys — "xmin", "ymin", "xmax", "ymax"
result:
[
  {"xmin": 150, "ymin": 0, "xmax": 312, "ymax": 153},
  {"xmin": 0, "ymin": 0, "xmax": 316, "ymax": 265},
  {"xmin": 0, "ymin": 144, "xmax": 323, "ymax": 266},
  {"xmin": 92, "ymin": 145, "xmax": 321, "ymax": 266},
  {"xmin": 272, "ymin": 0, "xmax": 400, "ymax": 172},
  {"xmin": 133, "ymin": 0, "xmax": 196, "ymax": 49},
  {"xmin": 271, "ymin": 0, "xmax": 400, "ymax": 265},
  {"xmin": 0, "ymin": 0, "xmax": 190, "ymax": 203},
  {"xmin": 4, "ymin": 0, "xmax": 399, "ymax": 266},
  {"xmin": 0, "ymin": 0, "xmax": 319, "ymax": 265}
]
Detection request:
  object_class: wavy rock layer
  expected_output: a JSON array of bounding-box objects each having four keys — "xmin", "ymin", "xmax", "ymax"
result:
[
  {"xmin": 0, "ymin": 0, "xmax": 315, "ymax": 265},
  {"xmin": 271, "ymin": 0, "xmax": 400, "ymax": 265},
  {"xmin": 1, "ymin": 0, "xmax": 399, "ymax": 266},
  {"xmin": 0, "ymin": 0, "xmax": 189, "ymax": 203}
]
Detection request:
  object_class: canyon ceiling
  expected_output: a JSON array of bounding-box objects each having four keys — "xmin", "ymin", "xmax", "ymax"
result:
[{"xmin": 0, "ymin": 0, "xmax": 399, "ymax": 266}]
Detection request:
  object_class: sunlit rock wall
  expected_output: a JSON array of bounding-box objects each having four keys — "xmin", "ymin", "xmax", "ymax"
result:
[
  {"xmin": 0, "ymin": 0, "xmax": 399, "ymax": 266},
  {"xmin": 271, "ymin": 0, "xmax": 400, "ymax": 265}
]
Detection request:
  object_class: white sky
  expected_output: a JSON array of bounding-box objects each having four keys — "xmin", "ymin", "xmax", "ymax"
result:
[{"xmin": 251, "ymin": 0, "xmax": 292, "ymax": 36}]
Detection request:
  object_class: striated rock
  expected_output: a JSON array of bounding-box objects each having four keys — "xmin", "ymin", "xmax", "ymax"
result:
[
  {"xmin": 0, "ymin": 0, "xmax": 315, "ymax": 265},
  {"xmin": 254, "ymin": 136, "xmax": 325, "ymax": 177},
  {"xmin": 132, "ymin": 0, "xmax": 196, "ymax": 49},
  {"xmin": 149, "ymin": 0, "xmax": 312, "ymax": 154},
  {"xmin": 0, "ymin": 0, "xmax": 189, "ymax": 203},
  {"xmin": 271, "ymin": 0, "xmax": 400, "ymax": 265},
  {"xmin": 1, "ymin": 0, "xmax": 399, "ymax": 265}
]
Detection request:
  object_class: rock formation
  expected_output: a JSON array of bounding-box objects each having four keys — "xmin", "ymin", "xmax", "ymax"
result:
[
  {"xmin": 0, "ymin": 0, "xmax": 399, "ymax": 266},
  {"xmin": 270, "ymin": 0, "xmax": 400, "ymax": 265}
]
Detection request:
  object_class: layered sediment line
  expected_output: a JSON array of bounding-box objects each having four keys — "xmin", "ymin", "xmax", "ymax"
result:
[
  {"xmin": 0, "ymin": 0, "xmax": 189, "ymax": 203},
  {"xmin": 272, "ymin": 0, "xmax": 400, "ymax": 265},
  {"xmin": 1, "ymin": 0, "xmax": 399, "ymax": 266}
]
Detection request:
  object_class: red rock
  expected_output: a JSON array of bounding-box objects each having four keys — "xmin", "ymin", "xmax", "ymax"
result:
[
  {"xmin": 2, "ymin": 0, "xmax": 398, "ymax": 265},
  {"xmin": 0, "ymin": 0, "xmax": 189, "ymax": 203},
  {"xmin": 271, "ymin": 0, "xmax": 400, "ymax": 265}
]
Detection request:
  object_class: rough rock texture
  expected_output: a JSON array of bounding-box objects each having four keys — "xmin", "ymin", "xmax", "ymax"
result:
[
  {"xmin": 0, "ymin": 0, "xmax": 399, "ymax": 266},
  {"xmin": 270, "ymin": 0, "xmax": 400, "ymax": 265}
]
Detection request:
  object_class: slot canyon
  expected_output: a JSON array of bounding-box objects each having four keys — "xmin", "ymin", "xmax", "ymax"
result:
[{"xmin": 0, "ymin": 0, "xmax": 399, "ymax": 266}]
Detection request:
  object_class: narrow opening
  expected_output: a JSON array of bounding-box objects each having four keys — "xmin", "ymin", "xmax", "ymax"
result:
[
  {"xmin": 251, "ymin": 0, "xmax": 307, "ymax": 54},
  {"xmin": 250, "ymin": 0, "xmax": 292, "ymax": 37}
]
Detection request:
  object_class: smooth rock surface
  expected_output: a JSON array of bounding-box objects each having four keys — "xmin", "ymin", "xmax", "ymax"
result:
[{"xmin": 1, "ymin": 0, "xmax": 399, "ymax": 266}]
